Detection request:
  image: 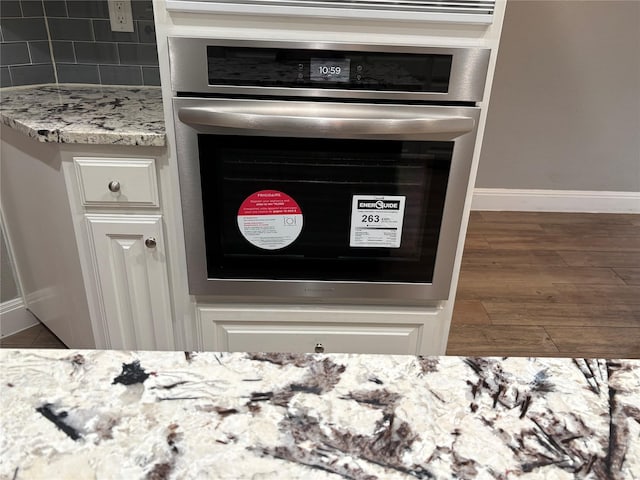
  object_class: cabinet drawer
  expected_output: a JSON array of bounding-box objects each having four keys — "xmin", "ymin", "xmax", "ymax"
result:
[
  {"xmin": 204, "ymin": 321, "xmax": 422, "ymax": 355},
  {"xmin": 74, "ymin": 157, "xmax": 159, "ymax": 207}
]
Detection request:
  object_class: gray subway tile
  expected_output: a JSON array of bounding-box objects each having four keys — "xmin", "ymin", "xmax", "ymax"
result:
[
  {"xmin": 93, "ymin": 19, "xmax": 137, "ymax": 43},
  {"xmin": 0, "ymin": 42, "xmax": 30, "ymax": 66},
  {"xmin": 118, "ymin": 43, "xmax": 157, "ymax": 66},
  {"xmin": 47, "ymin": 18, "xmax": 94, "ymax": 41},
  {"xmin": 131, "ymin": 0, "xmax": 154, "ymax": 20},
  {"xmin": 51, "ymin": 41, "xmax": 75, "ymax": 63},
  {"xmin": 75, "ymin": 41, "xmax": 119, "ymax": 64},
  {"xmin": 142, "ymin": 66, "xmax": 159, "ymax": 86},
  {"xmin": 43, "ymin": 1, "xmax": 68, "ymax": 17},
  {"xmin": 99, "ymin": 64, "xmax": 142, "ymax": 85},
  {"xmin": 28, "ymin": 40, "xmax": 52, "ymax": 63},
  {"xmin": 20, "ymin": 1, "xmax": 45, "ymax": 17},
  {"xmin": 67, "ymin": 0, "xmax": 109, "ymax": 19},
  {"xmin": 0, "ymin": 1, "xmax": 22, "ymax": 18},
  {"xmin": 136, "ymin": 20, "xmax": 156, "ymax": 44},
  {"xmin": 9, "ymin": 63, "xmax": 55, "ymax": 85},
  {"xmin": 56, "ymin": 63, "xmax": 100, "ymax": 83},
  {"xmin": 0, "ymin": 18, "xmax": 48, "ymax": 41},
  {"xmin": 1, "ymin": 66, "xmax": 12, "ymax": 87}
]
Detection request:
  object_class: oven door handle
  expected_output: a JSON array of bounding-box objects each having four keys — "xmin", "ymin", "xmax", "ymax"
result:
[{"xmin": 178, "ymin": 105, "xmax": 475, "ymax": 138}]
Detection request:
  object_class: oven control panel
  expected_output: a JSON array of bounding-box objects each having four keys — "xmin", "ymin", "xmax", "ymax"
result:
[
  {"xmin": 206, "ymin": 46, "xmax": 452, "ymax": 92},
  {"xmin": 170, "ymin": 38, "xmax": 491, "ymax": 102}
]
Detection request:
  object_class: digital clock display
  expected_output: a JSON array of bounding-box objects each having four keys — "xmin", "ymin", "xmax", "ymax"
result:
[{"xmin": 310, "ymin": 58, "xmax": 351, "ymax": 83}]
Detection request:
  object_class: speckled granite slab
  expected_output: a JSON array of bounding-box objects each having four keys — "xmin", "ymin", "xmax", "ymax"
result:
[
  {"xmin": 1, "ymin": 350, "xmax": 638, "ymax": 479},
  {"xmin": 0, "ymin": 85, "xmax": 165, "ymax": 146}
]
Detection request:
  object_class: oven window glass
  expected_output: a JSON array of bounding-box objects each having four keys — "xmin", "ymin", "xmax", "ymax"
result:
[{"xmin": 198, "ymin": 135, "xmax": 453, "ymax": 283}]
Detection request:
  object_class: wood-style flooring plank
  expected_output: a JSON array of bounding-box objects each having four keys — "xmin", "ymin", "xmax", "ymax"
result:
[
  {"xmin": 552, "ymin": 284, "xmax": 640, "ymax": 305},
  {"xmin": 466, "ymin": 221, "xmax": 544, "ymax": 235},
  {"xmin": 482, "ymin": 302, "xmax": 640, "ymax": 327},
  {"xmin": 544, "ymin": 327, "xmax": 640, "ymax": 358},
  {"xmin": 0, "ymin": 324, "xmax": 44, "ymax": 346},
  {"xmin": 484, "ymin": 234, "xmax": 640, "ymax": 252},
  {"xmin": 458, "ymin": 265, "xmax": 625, "ymax": 286},
  {"xmin": 455, "ymin": 284, "xmax": 565, "ymax": 303},
  {"xmin": 461, "ymin": 250, "xmax": 567, "ymax": 267},
  {"xmin": 445, "ymin": 325, "xmax": 559, "ymax": 357},
  {"xmin": 613, "ymin": 267, "xmax": 640, "ymax": 285},
  {"xmin": 457, "ymin": 283, "xmax": 640, "ymax": 306},
  {"xmin": 451, "ymin": 300, "xmax": 491, "ymax": 326},
  {"xmin": 468, "ymin": 211, "xmax": 484, "ymax": 222},
  {"xmin": 462, "ymin": 233, "xmax": 490, "ymax": 250},
  {"xmin": 539, "ymin": 223, "xmax": 640, "ymax": 237},
  {"xmin": 558, "ymin": 251, "xmax": 640, "ymax": 268},
  {"xmin": 478, "ymin": 211, "xmax": 637, "ymax": 225},
  {"xmin": 0, "ymin": 324, "xmax": 65, "ymax": 349}
]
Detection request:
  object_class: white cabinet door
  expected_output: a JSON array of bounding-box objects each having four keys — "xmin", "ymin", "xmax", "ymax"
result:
[
  {"xmin": 199, "ymin": 306, "xmax": 424, "ymax": 354},
  {"xmin": 86, "ymin": 215, "xmax": 174, "ymax": 350}
]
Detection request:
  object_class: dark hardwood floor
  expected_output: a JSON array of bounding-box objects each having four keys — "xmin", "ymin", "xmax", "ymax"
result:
[
  {"xmin": 0, "ymin": 322, "xmax": 66, "ymax": 349},
  {"xmin": 2, "ymin": 211, "xmax": 639, "ymax": 358},
  {"xmin": 446, "ymin": 211, "xmax": 640, "ymax": 358}
]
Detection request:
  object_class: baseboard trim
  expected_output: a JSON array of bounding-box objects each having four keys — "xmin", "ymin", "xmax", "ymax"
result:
[
  {"xmin": 472, "ymin": 188, "xmax": 640, "ymax": 213},
  {"xmin": 0, "ymin": 298, "xmax": 39, "ymax": 337}
]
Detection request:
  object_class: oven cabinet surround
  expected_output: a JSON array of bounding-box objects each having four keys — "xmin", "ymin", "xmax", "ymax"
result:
[
  {"xmin": 153, "ymin": 1, "xmax": 507, "ymax": 354},
  {"xmin": 199, "ymin": 305, "xmax": 448, "ymax": 354},
  {"xmin": 0, "ymin": 127, "xmax": 175, "ymax": 350}
]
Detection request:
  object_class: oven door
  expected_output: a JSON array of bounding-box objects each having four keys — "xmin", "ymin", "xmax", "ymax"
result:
[{"xmin": 173, "ymin": 97, "xmax": 480, "ymax": 302}]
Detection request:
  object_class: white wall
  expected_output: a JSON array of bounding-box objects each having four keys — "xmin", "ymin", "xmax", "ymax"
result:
[
  {"xmin": 0, "ymin": 218, "xmax": 38, "ymax": 338},
  {"xmin": 476, "ymin": 0, "xmax": 640, "ymax": 192},
  {"xmin": 1, "ymin": 230, "xmax": 19, "ymax": 303}
]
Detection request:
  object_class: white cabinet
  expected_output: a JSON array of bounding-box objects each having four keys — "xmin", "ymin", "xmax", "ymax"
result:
[
  {"xmin": 198, "ymin": 306, "xmax": 442, "ymax": 354},
  {"xmin": 86, "ymin": 215, "xmax": 174, "ymax": 350},
  {"xmin": 60, "ymin": 150, "xmax": 179, "ymax": 350}
]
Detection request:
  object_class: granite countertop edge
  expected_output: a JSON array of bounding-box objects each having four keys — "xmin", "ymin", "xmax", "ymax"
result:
[
  {"xmin": 0, "ymin": 84, "xmax": 167, "ymax": 147},
  {"xmin": 1, "ymin": 348, "xmax": 639, "ymax": 479}
]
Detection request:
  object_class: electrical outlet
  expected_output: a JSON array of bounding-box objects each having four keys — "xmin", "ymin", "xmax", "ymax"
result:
[{"xmin": 108, "ymin": 0, "xmax": 134, "ymax": 33}]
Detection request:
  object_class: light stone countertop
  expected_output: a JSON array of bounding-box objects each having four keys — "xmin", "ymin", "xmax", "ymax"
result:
[
  {"xmin": 1, "ymin": 349, "xmax": 639, "ymax": 479},
  {"xmin": 0, "ymin": 84, "xmax": 166, "ymax": 147}
]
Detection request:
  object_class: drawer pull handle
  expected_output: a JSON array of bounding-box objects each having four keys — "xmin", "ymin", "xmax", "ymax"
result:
[
  {"xmin": 145, "ymin": 237, "xmax": 157, "ymax": 249},
  {"xmin": 108, "ymin": 180, "xmax": 121, "ymax": 193},
  {"xmin": 314, "ymin": 343, "xmax": 325, "ymax": 354}
]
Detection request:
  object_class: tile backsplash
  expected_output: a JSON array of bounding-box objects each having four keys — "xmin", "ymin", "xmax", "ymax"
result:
[
  {"xmin": 0, "ymin": 1, "xmax": 55, "ymax": 87},
  {"xmin": 1, "ymin": 0, "xmax": 159, "ymax": 88}
]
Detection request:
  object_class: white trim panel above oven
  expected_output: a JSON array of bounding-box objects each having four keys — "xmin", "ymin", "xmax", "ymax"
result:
[{"xmin": 166, "ymin": 0, "xmax": 495, "ymax": 24}]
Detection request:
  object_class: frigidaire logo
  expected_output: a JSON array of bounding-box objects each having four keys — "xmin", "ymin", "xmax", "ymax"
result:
[{"xmin": 358, "ymin": 200, "xmax": 401, "ymax": 210}]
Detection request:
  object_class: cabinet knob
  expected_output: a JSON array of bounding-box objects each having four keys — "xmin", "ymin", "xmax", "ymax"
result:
[
  {"xmin": 314, "ymin": 343, "xmax": 325, "ymax": 354},
  {"xmin": 144, "ymin": 237, "xmax": 157, "ymax": 249},
  {"xmin": 108, "ymin": 180, "xmax": 121, "ymax": 193}
]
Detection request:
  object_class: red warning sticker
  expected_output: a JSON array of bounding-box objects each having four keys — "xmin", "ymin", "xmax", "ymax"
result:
[{"xmin": 237, "ymin": 190, "xmax": 303, "ymax": 250}]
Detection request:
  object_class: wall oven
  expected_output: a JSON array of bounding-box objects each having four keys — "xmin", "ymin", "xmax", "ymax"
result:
[{"xmin": 169, "ymin": 38, "xmax": 489, "ymax": 303}]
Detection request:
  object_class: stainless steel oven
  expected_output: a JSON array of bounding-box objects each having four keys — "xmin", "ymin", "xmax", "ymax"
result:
[{"xmin": 169, "ymin": 38, "xmax": 489, "ymax": 302}]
